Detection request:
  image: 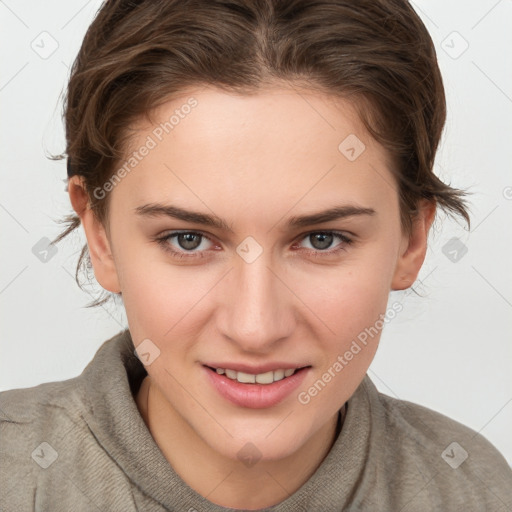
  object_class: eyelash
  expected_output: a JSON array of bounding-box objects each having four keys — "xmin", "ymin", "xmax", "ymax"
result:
[{"xmin": 154, "ymin": 230, "xmax": 354, "ymax": 260}]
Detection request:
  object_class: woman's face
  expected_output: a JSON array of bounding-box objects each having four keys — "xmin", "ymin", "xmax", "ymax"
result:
[{"xmin": 77, "ymin": 85, "xmax": 429, "ymax": 462}]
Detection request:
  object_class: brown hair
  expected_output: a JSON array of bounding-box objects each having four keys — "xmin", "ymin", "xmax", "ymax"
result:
[{"xmin": 52, "ymin": 0, "xmax": 470, "ymax": 308}]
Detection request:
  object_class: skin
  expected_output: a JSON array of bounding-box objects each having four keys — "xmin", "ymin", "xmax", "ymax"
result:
[{"xmin": 68, "ymin": 84, "xmax": 435, "ymax": 509}]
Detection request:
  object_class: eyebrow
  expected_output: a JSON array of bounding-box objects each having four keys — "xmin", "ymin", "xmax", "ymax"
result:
[{"xmin": 134, "ymin": 203, "xmax": 376, "ymax": 232}]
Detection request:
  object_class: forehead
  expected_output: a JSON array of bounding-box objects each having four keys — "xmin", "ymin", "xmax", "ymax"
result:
[
  {"xmin": 112, "ymin": 85, "xmax": 397, "ymax": 217},
  {"xmin": 139, "ymin": 84, "xmax": 371, "ymax": 151}
]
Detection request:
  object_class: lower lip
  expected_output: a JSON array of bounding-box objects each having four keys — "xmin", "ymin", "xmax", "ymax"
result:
[{"xmin": 203, "ymin": 366, "xmax": 310, "ymax": 409}]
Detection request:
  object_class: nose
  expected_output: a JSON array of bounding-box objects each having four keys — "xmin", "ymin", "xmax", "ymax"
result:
[{"xmin": 218, "ymin": 250, "xmax": 295, "ymax": 354}]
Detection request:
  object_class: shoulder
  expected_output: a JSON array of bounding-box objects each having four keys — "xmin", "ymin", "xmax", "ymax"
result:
[
  {"xmin": 0, "ymin": 329, "xmax": 140, "ymax": 511},
  {"xmin": 362, "ymin": 379, "xmax": 512, "ymax": 510},
  {"xmin": 0, "ymin": 374, "xmax": 88, "ymax": 444},
  {"xmin": 0, "ymin": 376, "xmax": 88, "ymax": 508}
]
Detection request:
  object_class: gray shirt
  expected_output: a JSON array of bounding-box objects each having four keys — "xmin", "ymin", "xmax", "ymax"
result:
[{"xmin": 1, "ymin": 329, "xmax": 511, "ymax": 511}]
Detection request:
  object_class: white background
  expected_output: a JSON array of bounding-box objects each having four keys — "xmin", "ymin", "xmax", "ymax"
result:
[{"xmin": 1, "ymin": 0, "xmax": 511, "ymax": 466}]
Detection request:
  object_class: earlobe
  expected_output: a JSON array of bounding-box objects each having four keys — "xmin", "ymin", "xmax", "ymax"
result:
[
  {"xmin": 391, "ymin": 200, "xmax": 436, "ymax": 291},
  {"xmin": 68, "ymin": 176, "xmax": 121, "ymax": 293}
]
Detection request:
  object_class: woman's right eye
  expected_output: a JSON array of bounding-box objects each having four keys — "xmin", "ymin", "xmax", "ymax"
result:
[{"xmin": 155, "ymin": 231, "xmax": 215, "ymax": 259}]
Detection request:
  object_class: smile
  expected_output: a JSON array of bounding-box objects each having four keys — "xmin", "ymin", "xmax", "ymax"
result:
[
  {"xmin": 207, "ymin": 366, "xmax": 300, "ymax": 384},
  {"xmin": 203, "ymin": 365, "xmax": 311, "ymax": 408}
]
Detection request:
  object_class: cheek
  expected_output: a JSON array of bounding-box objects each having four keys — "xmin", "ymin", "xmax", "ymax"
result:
[
  {"xmin": 118, "ymin": 249, "xmax": 218, "ymax": 349},
  {"xmin": 301, "ymin": 273, "xmax": 387, "ymax": 373},
  {"xmin": 293, "ymin": 261, "xmax": 394, "ymax": 413},
  {"xmin": 304, "ymin": 251, "xmax": 397, "ymax": 339},
  {"xmin": 297, "ymin": 239, "xmax": 399, "ymax": 392}
]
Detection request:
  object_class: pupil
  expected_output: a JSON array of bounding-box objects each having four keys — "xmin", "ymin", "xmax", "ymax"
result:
[
  {"xmin": 311, "ymin": 233, "xmax": 332, "ymax": 250},
  {"xmin": 179, "ymin": 233, "xmax": 201, "ymax": 250}
]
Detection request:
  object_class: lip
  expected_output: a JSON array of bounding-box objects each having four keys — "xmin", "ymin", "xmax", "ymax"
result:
[{"xmin": 203, "ymin": 364, "xmax": 311, "ymax": 409}]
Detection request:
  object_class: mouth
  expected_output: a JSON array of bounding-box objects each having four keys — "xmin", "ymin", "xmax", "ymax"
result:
[
  {"xmin": 202, "ymin": 364, "xmax": 312, "ymax": 409},
  {"xmin": 204, "ymin": 365, "xmax": 309, "ymax": 384}
]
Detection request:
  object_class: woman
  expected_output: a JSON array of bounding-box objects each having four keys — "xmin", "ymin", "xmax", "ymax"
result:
[{"xmin": 1, "ymin": 0, "xmax": 511, "ymax": 510}]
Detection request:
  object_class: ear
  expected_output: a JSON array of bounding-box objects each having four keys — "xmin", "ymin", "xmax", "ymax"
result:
[
  {"xmin": 68, "ymin": 176, "xmax": 121, "ymax": 293},
  {"xmin": 391, "ymin": 200, "xmax": 436, "ymax": 291}
]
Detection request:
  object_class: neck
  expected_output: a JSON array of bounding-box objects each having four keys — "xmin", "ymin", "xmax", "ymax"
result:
[{"xmin": 135, "ymin": 376, "xmax": 344, "ymax": 509}]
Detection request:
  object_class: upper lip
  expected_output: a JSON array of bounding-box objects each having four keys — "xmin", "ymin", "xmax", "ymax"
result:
[{"xmin": 203, "ymin": 362, "xmax": 310, "ymax": 374}]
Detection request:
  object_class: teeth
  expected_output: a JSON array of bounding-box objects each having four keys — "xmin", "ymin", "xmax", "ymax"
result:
[
  {"xmin": 215, "ymin": 367, "xmax": 299, "ymax": 384},
  {"xmin": 273, "ymin": 369, "xmax": 285, "ymax": 381},
  {"xmin": 255, "ymin": 371, "xmax": 273, "ymax": 384},
  {"xmin": 237, "ymin": 371, "xmax": 256, "ymax": 383},
  {"xmin": 225, "ymin": 369, "xmax": 237, "ymax": 379}
]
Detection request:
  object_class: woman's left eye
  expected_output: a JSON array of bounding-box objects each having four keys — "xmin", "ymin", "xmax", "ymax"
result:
[
  {"xmin": 295, "ymin": 231, "xmax": 353, "ymax": 256},
  {"xmin": 154, "ymin": 230, "xmax": 353, "ymax": 259}
]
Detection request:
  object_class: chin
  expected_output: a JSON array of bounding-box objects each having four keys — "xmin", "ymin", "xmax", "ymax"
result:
[{"xmin": 201, "ymin": 419, "xmax": 312, "ymax": 463}]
